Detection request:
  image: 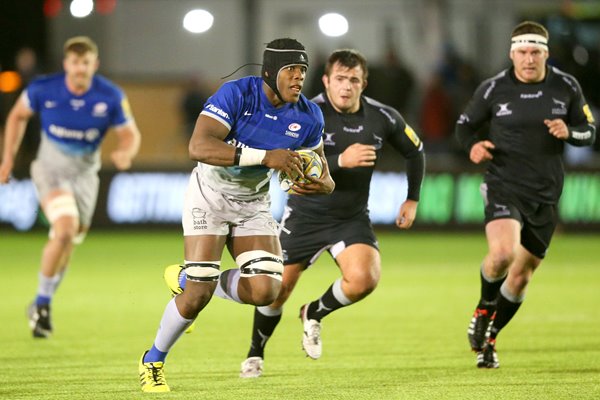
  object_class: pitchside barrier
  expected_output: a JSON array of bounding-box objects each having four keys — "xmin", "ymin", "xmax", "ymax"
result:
[{"xmin": 1, "ymin": 170, "xmax": 599, "ymax": 231}]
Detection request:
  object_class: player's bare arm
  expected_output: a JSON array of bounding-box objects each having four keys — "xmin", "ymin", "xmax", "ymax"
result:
[
  {"xmin": 188, "ymin": 115, "xmax": 236, "ymax": 164},
  {"xmin": 396, "ymin": 199, "xmax": 418, "ymax": 229},
  {"xmin": 338, "ymin": 143, "xmax": 377, "ymax": 168},
  {"xmin": 543, "ymin": 118, "xmax": 569, "ymax": 140},
  {"xmin": 0, "ymin": 97, "xmax": 34, "ymax": 184},
  {"xmin": 189, "ymin": 114, "xmax": 304, "ymax": 177},
  {"xmin": 111, "ymin": 121, "xmax": 141, "ymax": 170},
  {"xmin": 291, "ymin": 145, "xmax": 335, "ymax": 195},
  {"xmin": 469, "ymin": 140, "xmax": 495, "ymax": 164}
]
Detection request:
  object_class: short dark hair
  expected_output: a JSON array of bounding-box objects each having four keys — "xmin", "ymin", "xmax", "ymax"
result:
[
  {"xmin": 511, "ymin": 21, "xmax": 549, "ymax": 39},
  {"xmin": 324, "ymin": 49, "xmax": 368, "ymax": 80},
  {"xmin": 63, "ymin": 36, "xmax": 98, "ymax": 56}
]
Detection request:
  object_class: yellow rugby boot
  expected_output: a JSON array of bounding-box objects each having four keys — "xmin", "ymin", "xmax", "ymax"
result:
[{"xmin": 139, "ymin": 351, "xmax": 170, "ymax": 393}]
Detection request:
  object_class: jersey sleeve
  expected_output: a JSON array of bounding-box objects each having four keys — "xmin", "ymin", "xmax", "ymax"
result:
[
  {"xmin": 384, "ymin": 107, "xmax": 425, "ymax": 201},
  {"xmin": 384, "ymin": 107, "xmax": 423, "ymax": 158},
  {"xmin": 199, "ymin": 81, "xmax": 241, "ymax": 131},
  {"xmin": 23, "ymin": 79, "xmax": 43, "ymax": 113},
  {"xmin": 454, "ymin": 80, "xmax": 493, "ymax": 152},
  {"xmin": 565, "ymin": 77, "xmax": 596, "ymax": 147},
  {"xmin": 110, "ymin": 89, "xmax": 133, "ymax": 128}
]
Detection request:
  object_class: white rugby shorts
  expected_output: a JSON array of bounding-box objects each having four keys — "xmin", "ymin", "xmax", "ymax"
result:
[
  {"xmin": 182, "ymin": 168, "xmax": 279, "ymax": 237},
  {"xmin": 30, "ymin": 159, "xmax": 99, "ymax": 226}
]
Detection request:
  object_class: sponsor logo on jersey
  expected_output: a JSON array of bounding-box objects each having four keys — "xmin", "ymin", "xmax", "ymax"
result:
[
  {"xmin": 243, "ymin": 111, "xmax": 252, "ymax": 116},
  {"xmin": 70, "ymin": 99, "xmax": 85, "ymax": 110},
  {"xmin": 44, "ymin": 100, "xmax": 57, "ymax": 108},
  {"xmin": 404, "ymin": 125, "xmax": 421, "ymax": 147},
  {"xmin": 520, "ymin": 90, "xmax": 543, "ymax": 99},
  {"xmin": 48, "ymin": 124, "xmax": 99, "ymax": 142},
  {"xmin": 227, "ymin": 138, "xmax": 249, "ymax": 148},
  {"xmin": 551, "ymin": 98, "xmax": 567, "ymax": 116},
  {"xmin": 288, "ymin": 123, "xmax": 301, "ymax": 132},
  {"xmin": 92, "ymin": 102, "xmax": 108, "ymax": 117},
  {"xmin": 495, "ymin": 103, "xmax": 512, "ymax": 117},
  {"xmin": 324, "ymin": 132, "xmax": 336, "ymax": 146},
  {"xmin": 205, "ymin": 103, "xmax": 230, "ymax": 120},
  {"xmin": 285, "ymin": 123, "xmax": 301, "ymax": 138},
  {"xmin": 265, "ymin": 113, "xmax": 278, "ymax": 120},
  {"xmin": 457, "ymin": 113, "xmax": 470, "ymax": 124},
  {"xmin": 343, "ymin": 125, "xmax": 363, "ymax": 133},
  {"xmin": 191, "ymin": 208, "xmax": 208, "ymax": 230},
  {"xmin": 583, "ymin": 104, "xmax": 595, "ymax": 124}
]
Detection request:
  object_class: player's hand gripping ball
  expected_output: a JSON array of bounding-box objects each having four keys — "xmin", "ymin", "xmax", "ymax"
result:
[{"xmin": 278, "ymin": 149, "xmax": 323, "ymax": 193}]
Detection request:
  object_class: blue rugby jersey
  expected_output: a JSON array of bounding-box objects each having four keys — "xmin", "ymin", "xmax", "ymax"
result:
[
  {"xmin": 25, "ymin": 72, "xmax": 132, "ymax": 157},
  {"xmin": 199, "ymin": 76, "xmax": 324, "ymax": 198}
]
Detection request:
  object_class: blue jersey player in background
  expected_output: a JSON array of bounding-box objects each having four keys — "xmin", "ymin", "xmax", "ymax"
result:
[
  {"xmin": 0, "ymin": 36, "xmax": 141, "ymax": 339},
  {"xmin": 138, "ymin": 38, "xmax": 335, "ymax": 393}
]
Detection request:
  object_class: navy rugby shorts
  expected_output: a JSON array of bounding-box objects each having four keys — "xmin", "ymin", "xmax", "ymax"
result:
[
  {"xmin": 480, "ymin": 183, "xmax": 558, "ymax": 259},
  {"xmin": 279, "ymin": 208, "xmax": 378, "ymax": 268}
]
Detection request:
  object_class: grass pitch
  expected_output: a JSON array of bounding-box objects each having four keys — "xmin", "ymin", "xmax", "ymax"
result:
[{"xmin": 2, "ymin": 230, "xmax": 599, "ymax": 399}]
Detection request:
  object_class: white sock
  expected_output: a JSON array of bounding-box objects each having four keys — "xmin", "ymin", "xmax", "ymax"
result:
[
  {"xmin": 332, "ymin": 278, "xmax": 352, "ymax": 306},
  {"xmin": 153, "ymin": 298, "xmax": 194, "ymax": 352},
  {"xmin": 213, "ymin": 269, "xmax": 243, "ymax": 303},
  {"xmin": 37, "ymin": 272, "xmax": 63, "ymax": 298},
  {"xmin": 257, "ymin": 305, "xmax": 282, "ymax": 316}
]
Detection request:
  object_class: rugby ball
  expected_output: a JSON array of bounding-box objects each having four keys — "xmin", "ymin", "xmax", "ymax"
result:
[{"xmin": 278, "ymin": 149, "xmax": 323, "ymax": 193}]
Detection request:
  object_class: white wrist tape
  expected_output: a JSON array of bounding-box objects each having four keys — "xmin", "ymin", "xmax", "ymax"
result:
[
  {"xmin": 239, "ymin": 148, "xmax": 267, "ymax": 166},
  {"xmin": 337, "ymin": 154, "xmax": 344, "ymax": 168}
]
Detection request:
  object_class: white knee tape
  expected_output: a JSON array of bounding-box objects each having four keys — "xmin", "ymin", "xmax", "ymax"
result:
[
  {"xmin": 45, "ymin": 194, "xmax": 78, "ymax": 223},
  {"xmin": 48, "ymin": 229, "xmax": 86, "ymax": 245},
  {"xmin": 236, "ymin": 250, "xmax": 283, "ymax": 280},
  {"xmin": 184, "ymin": 261, "xmax": 221, "ymax": 282}
]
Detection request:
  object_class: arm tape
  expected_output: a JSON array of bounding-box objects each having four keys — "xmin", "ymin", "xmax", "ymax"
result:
[{"xmin": 239, "ymin": 148, "xmax": 266, "ymax": 166}]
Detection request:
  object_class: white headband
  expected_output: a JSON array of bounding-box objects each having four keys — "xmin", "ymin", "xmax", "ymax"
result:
[{"xmin": 511, "ymin": 34, "xmax": 548, "ymax": 51}]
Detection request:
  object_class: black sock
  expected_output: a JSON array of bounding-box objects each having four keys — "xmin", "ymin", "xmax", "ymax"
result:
[
  {"xmin": 479, "ymin": 268, "xmax": 506, "ymax": 309},
  {"xmin": 247, "ymin": 307, "xmax": 282, "ymax": 359},
  {"xmin": 306, "ymin": 283, "xmax": 348, "ymax": 322},
  {"xmin": 489, "ymin": 292, "xmax": 522, "ymax": 340}
]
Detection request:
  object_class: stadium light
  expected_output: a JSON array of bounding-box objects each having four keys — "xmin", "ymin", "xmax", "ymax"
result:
[
  {"xmin": 70, "ymin": 0, "xmax": 93, "ymax": 18},
  {"xmin": 318, "ymin": 13, "xmax": 348, "ymax": 37},
  {"xmin": 183, "ymin": 9, "xmax": 214, "ymax": 34}
]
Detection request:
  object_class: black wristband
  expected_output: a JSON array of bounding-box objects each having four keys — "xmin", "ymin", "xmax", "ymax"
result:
[{"xmin": 234, "ymin": 147, "xmax": 242, "ymax": 165}]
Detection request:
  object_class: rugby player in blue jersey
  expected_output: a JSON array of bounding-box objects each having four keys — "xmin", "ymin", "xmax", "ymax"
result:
[
  {"xmin": 138, "ymin": 38, "xmax": 335, "ymax": 393},
  {"xmin": 239, "ymin": 49, "xmax": 425, "ymax": 378},
  {"xmin": 0, "ymin": 36, "xmax": 141, "ymax": 339}
]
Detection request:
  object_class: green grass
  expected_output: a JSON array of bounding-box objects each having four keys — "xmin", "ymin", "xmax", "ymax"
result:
[{"xmin": 2, "ymin": 230, "xmax": 599, "ymax": 399}]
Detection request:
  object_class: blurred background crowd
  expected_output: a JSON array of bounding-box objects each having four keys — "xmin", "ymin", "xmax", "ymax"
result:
[{"xmin": 1, "ymin": 0, "xmax": 599, "ymax": 174}]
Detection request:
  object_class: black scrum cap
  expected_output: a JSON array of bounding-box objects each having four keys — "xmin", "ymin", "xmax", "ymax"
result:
[{"xmin": 261, "ymin": 38, "xmax": 308, "ymax": 102}]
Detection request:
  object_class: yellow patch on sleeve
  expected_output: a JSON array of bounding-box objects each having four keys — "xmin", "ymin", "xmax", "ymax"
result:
[
  {"xmin": 121, "ymin": 97, "xmax": 133, "ymax": 119},
  {"xmin": 404, "ymin": 125, "xmax": 421, "ymax": 147},
  {"xmin": 583, "ymin": 104, "xmax": 595, "ymax": 124}
]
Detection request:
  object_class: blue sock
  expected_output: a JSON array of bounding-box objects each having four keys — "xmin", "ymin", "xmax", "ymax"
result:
[
  {"xmin": 36, "ymin": 295, "xmax": 51, "ymax": 306},
  {"xmin": 179, "ymin": 269, "xmax": 187, "ymax": 290},
  {"xmin": 144, "ymin": 345, "xmax": 168, "ymax": 363}
]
